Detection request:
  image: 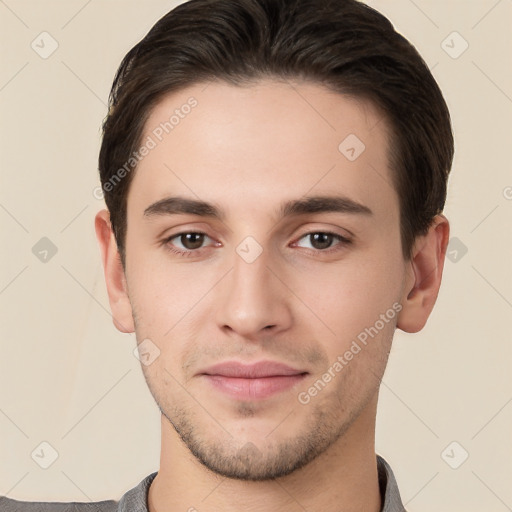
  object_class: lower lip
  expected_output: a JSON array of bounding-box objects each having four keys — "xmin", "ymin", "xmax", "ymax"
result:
[{"xmin": 203, "ymin": 374, "xmax": 307, "ymax": 400}]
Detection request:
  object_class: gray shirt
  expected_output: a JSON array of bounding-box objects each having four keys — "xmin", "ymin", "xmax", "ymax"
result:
[{"xmin": 0, "ymin": 455, "xmax": 405, "ymax": 511}]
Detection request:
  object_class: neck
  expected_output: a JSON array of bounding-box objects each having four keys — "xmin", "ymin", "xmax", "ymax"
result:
[{"xmin": 148, "ymin": 397, "xmax": 382, "ymax": 512}]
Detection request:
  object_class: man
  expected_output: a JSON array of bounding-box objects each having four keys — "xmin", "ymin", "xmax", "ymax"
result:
[{"xmin": 1, "ymin": 0, "xmax": 453, "ymax": 510}]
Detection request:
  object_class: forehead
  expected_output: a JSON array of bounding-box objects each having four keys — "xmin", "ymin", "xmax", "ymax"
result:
[{"xmin": 127, "ymin": 79, "xmax": 398, "ymax": 226}]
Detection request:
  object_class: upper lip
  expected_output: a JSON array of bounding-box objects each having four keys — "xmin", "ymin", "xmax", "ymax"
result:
[{"xmin": 199, "ymin": 361, "xmax": 307, "ymax": 378}]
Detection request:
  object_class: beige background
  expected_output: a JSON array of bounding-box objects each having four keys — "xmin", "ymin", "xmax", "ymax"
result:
[{"xmin": 1, "ymin": 1, "xmax": 511, "ymax": 510}]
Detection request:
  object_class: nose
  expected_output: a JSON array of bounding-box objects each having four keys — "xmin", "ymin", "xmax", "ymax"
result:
[{"xmin": 216, "ymin": 247, "xmax": 293, "ymax": 340}]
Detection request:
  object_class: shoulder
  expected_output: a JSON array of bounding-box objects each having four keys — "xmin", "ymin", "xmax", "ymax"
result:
[
  {"xmin": 0, "ymin": 496, "xmax": 118, "ymax": 512},
  {"xmin": 0, "ymin": 472, "xmax": 158, "ymax": 512}
]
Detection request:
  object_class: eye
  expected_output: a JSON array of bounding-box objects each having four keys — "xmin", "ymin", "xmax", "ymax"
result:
[
  {"xmin": 293, "ymin": 231, "xmax": 351, "ymax": 252},
  {"xmin": 163, "ymin": 230, "xmax": 351, "ymax": 258},
  {"xmin": 164, "ymin": 232, "xmax": 217, "ymax": 257}
]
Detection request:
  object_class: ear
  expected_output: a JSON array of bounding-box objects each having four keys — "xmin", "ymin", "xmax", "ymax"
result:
[
  {"xmin": 397, "ymin": 214, "xmax": 450, "ymax": 333},
  {"xmin": 94, "ymin": 209, "xmax": 135, "ymax": 333}
]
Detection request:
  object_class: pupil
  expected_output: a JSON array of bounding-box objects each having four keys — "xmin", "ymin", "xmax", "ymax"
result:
[
  {"xmin": 182, "ymin": 233, "xmax": 204, "ymax": 250},
  {"xmin": 311, "ymin": 233, "xmax": 332, "ymax": 250}
]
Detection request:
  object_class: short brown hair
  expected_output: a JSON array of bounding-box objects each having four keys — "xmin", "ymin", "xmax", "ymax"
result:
[{"xmin": 98, "ymin": 0, "xmax": 454, "ymax": 267}]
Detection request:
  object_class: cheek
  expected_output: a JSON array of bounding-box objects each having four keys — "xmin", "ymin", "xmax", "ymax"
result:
[
  {"xmin": 127, "ymin": 253, "xmax": 205, "ymax": 327},
  {"xmin": 127, "ymin": 258, "xmax": 209, "ymax": 370},
  {"xmin": 288, "ymin": 247, "xmax": 403, "ymax": 360},
  {"xmin": 294, "ymin": 259, "xmax": 398, "ymax": 322}
]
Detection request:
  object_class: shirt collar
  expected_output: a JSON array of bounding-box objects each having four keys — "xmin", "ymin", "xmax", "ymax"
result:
[
  {"xmin": 117, "ymin": 455, "xmax": 405, "ymax": 512},
  {"xmin": 377, "ymin": 455, "xmax": 407, "ymax": 512}
]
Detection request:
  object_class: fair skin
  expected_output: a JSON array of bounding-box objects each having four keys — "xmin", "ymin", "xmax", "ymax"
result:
[{"xmin": 95, "ymin": 79, "xmax": 449, "ymax": 512}]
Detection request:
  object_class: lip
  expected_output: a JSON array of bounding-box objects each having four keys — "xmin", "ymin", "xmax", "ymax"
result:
[
  {"xmin": 198, "ymin": 361, "xmax": 308, "ymax": 400},
  {"xmin": 200, "ymin": 360, "xmax": 306, "ymax": 378}
]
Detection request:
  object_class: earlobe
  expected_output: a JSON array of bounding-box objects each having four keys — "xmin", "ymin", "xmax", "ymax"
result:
[
  {"xmin": 94, "ymin": 209, "xmax": 135, "ymax": 334},
  {"xmin": 397, "ymin": 214, "xmax": 450, "ymax": 333}
]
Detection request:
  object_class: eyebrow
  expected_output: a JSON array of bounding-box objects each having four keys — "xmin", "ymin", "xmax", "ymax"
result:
[{"xmin": 143, "ymin": 195, "xmax": 373, "ymax": 220}]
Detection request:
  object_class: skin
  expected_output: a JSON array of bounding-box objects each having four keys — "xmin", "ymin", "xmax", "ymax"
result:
[{"xmin": 95, "ymin": 79, "xmax": 449, "ymax": 512}]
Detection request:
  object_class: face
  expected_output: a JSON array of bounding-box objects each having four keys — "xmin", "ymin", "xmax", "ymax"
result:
[{"xmin": 120, "ymin": 79, "xmax": 410, "ymax": 480}]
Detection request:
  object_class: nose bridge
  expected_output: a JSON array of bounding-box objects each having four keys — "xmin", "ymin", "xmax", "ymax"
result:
[
  {"xmin": 232, "ymin": 244, "xmax": 270, "ymax": 297},
  {"xmin": 217, "ymin": 241, "xmax": 291, "ymax": 336}
]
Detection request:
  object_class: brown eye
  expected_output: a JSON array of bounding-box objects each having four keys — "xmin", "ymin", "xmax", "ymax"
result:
[
  {"xmin": 177, "ymin": 232, "xmax": 206, "ymax": 250},
  {"xmin": 164, "ymin": 232, "xmax": 214, "ymax": 256},
  {"xmin": 309, "ymin": 233, "xmax": 335, "ymax": 250},
  {"xmin": 294, "ymin": 231, "xmax": 351, "ymax": 252}
]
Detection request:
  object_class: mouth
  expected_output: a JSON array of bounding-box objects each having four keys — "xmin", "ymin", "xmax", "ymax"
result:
[{"xmin": 198, "ymin": 360, "xmax": 309, "ymax": 400}]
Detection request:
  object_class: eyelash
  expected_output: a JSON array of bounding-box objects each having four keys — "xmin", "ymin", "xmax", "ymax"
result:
[{"xmin": 163, "ymin": 231, "xmax": 352, "ymax": 258}]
